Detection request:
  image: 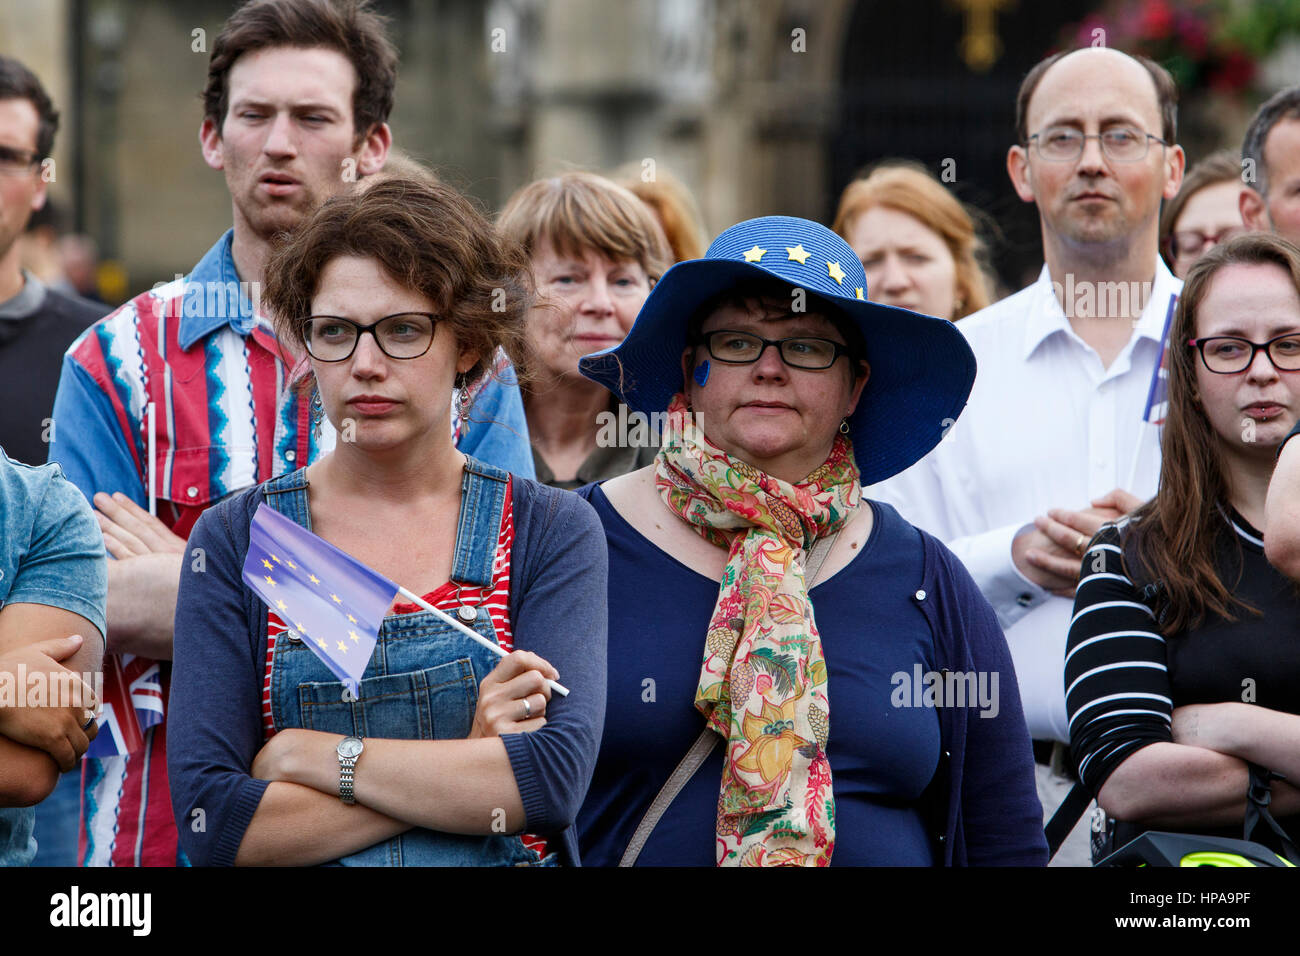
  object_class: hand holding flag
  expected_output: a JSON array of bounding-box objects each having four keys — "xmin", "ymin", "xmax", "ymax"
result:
[{"xmin": 240, "ymin": 504, "xmax": 569, "ymax": 697}]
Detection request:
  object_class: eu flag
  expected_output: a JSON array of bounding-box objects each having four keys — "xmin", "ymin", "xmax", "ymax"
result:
[{"xmin": 241, "ymin": 504, "xmax": 400, "ymax": 694}]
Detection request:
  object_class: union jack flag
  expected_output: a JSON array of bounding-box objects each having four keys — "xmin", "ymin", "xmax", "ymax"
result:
[
  {"xmin": 86, "ymin": 654, "xmax": 165, "ymax": 758},
  {"xmin": 1142, "ymin": 294, "xmax": 1180, "ymax": 426}
]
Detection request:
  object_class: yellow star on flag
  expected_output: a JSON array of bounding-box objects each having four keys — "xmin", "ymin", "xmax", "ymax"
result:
[
  {"xmin": 855, "ymin": 287, "xmax": 865, "ymax": 300},
  {"xmin": 263, "ymin": 575, "xmax": 276, "ymax": 587},
  {"xmin": 331, "ymin": 593, "xmax": 342, "ymax": 604},
  {"xmin": 742, "ymin": 245, "xmax": 766, "ymax": 263},
  {"xmin": 827, "ymin": 261, "xmax": 846, "ymax": 285},
  {"xmin": 315, "ymin": 637, "xmax": 327, "ymax": 650},
  {"xmin": 271, "ymin": 555, "xmax": 282, "ymax": 564},
  {"xmin": 347, "ymin": 614, "xmax": 357, "ymax": 624},
  {"xmin": 275, "ymin": 599, "xmax": 287, "ymax": 612},
  {"xmin": 336, "ymin": 641, "xmax": 348, "ymax": 654},
  {"xmin": 286, "ymin": 560, "xmax": 296, "ymax": 569},
  {"xmin": 349, "ymin": 630, "xmax": 361, "ymax": 643},
  {"xmin": 295, "ymin": 622, "xmax": 308, "ymax": 634},
  {"xmin": 262, "ymin": 559, "xmax": 273, "ymax": 571},
  {"xmin": 786, "ymin": 244, "xmax": 810, "ymax": 265},
  {"xmin": 309, "ymin": 574, "xmax": 320, "ymax": 585}
]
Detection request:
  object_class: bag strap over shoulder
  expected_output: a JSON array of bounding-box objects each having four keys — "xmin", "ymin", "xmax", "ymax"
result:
[
  {"xmin": 619, "ymin": 727, "xmax": 720, "ymax": 867},
  {"xmin": 619, "ymin": 527, "xmax": 842, "ymax": 866}
]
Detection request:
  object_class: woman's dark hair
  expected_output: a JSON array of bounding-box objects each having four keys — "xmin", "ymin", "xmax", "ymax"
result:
[
  {"xmin": 203, "ymin": 0, "xmax": 397, "ymax": 143},
  {"xmin": 1124, "ymin": 232, "xmax": 1300, "ymax": 635},
  {"xmin": 262, "ymin": 177, "xmax": 532, "ymax": 392}
]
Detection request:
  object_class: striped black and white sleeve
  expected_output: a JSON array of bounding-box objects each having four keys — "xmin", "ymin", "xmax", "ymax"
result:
[{"xmin": 1064, "ymin": 522, "xmax": 1173, "ymax": 797}]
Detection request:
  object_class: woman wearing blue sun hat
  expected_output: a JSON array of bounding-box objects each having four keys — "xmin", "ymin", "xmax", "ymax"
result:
[{"xmin": 573, "ymin": 215, "xmax": 1047, "ymax": 866}]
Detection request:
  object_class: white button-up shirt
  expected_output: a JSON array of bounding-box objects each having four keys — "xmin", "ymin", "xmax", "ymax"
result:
[{"xmin": 868, "ymin": 260, "xmax": 1183, "ymax": 742}]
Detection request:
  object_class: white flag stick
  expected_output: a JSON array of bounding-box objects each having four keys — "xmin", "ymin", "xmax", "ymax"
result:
[
  {"xmin": 1124, "ymin": 421, "xmax": 1150, "ymax": 496},
  {"xmin": 394, "ymin": 585, "xmax": 570, "ymax": 697},
  {"xmin": 146, "ymin": 402, "xmax": 157, "ymax": 517}
]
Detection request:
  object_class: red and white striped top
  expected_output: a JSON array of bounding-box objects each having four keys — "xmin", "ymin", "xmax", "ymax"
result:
[{"xmin": 260, "ymin": 479, "xmax": 546, "ymax": 859}]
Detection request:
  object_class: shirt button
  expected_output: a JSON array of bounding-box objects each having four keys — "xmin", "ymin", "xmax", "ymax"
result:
[
  {"xmin": 1017, "ymin": 592, "xmax": 1033, "ymax": 607},
  {"xmin": 914, "ymin": 589, "xmax": 927, "ymax": 602},
  {"xmin": 186, "ymin": 486, "xmax": 198, "ymax": 499},
  {"xmin": 284, "ymin": 450, "xmax": 296, "ymax": 462}
]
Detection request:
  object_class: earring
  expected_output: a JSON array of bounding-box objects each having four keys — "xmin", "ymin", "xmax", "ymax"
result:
[
  {"xmin": 455, "ymin": 374, "xmax": 472, "ymax": 427},
  {"xmin": 839, "ymin": 418, "xmax": 850, "ymax": 435},
  {"xmin": 311, "ymin": 388, "xmax": 324, "ymax": 443}
]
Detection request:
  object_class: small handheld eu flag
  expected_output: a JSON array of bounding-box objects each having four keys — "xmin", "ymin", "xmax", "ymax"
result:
[{"xmin": 240, "ymin": 504, "xmax": 569, "ymax": 696}]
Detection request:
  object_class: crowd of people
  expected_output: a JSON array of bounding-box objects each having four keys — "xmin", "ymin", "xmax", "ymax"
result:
[{"xmin": 3, "ymin": 0, "xmax": 1300, "ymax": 868}]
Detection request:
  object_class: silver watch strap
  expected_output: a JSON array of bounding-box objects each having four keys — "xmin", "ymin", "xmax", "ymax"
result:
[{"xmin": 339, "ymin": 755, "xmax": 358, "ymax": 805}]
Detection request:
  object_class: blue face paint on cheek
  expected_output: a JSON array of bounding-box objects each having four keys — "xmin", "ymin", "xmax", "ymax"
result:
[{"xmin": 693, "ymin": 359, "xmax": 711, "ymax": 387}]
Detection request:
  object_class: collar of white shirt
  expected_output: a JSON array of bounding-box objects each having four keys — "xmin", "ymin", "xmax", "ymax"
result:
[{"xmin": 1020, "ymin": 258, "xmax": 1182, "ymax": 365}]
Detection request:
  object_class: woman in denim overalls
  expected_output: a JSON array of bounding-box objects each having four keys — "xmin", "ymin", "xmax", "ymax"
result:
[{"xmin": 168, "ymin": 179, "xmax": 608, "ymax": 867}]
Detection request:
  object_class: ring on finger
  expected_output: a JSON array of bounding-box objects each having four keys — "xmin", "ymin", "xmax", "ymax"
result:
[
  {"xmin": 520, "ymin": 697, "xmax": 532, "ymax": 720},
  {"xmin": 1076, "ymin": 533, "xmax": 1087, "ymax": 555}
]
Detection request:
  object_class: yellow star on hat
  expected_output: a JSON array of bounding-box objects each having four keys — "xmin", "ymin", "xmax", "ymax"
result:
[
  {"xmin": 827, "ymin": 261, "xmax": 846, "ymax": 285},
  {"xmin": 743, "ymin": 245, "xmax": 766, "ymax": 263},
  {"xmin": 786, "ymin": 244, "xmax": 810, "ymax": 265},
  {"xmin": 855, "ymin": 287, "xmax": 865, "ymax": 300}
]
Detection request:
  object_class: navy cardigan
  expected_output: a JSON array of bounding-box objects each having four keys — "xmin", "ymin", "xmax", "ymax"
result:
[{"xmin": 167, "ymin": 475, "xmax": 608, "ymax": 867}]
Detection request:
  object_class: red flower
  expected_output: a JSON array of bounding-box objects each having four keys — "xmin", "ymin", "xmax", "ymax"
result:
[{"xmin": 1138, "ymin": 0, "xmax": 1175, "ymax": 41}]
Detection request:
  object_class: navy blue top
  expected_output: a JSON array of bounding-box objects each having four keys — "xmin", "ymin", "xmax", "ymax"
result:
[{"xmin": 578, "ymin": 485, "xmax": 950, "ymax": 866}]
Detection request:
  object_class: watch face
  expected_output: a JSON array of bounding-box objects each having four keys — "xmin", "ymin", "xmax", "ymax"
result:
[{"xmin": 338, "ymin": 737, "xmax": 364, "ymax": 759}]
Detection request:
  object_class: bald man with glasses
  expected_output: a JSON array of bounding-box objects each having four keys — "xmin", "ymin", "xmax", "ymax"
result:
[{"xmin": 869, "ymin": 47, "xmax": 1187, "ymax": 865}]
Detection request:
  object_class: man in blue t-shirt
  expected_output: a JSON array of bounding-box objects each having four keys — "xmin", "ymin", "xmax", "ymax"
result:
[{"xmin": 0, "ymin": 448, "xmax": 105, "ymax": 865}]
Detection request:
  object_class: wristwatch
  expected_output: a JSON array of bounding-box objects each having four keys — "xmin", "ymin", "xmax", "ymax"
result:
[{"xmin": 336, "ymin": 736, "xmax": 364, "ymax": 805}]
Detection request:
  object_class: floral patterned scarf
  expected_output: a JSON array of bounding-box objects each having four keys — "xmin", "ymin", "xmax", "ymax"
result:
[{"xmin": 655, "ymin": 393, "xmax": 861, "ymax": 866}]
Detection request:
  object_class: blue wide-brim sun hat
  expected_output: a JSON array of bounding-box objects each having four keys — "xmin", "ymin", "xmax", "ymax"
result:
[{"xmin": 577, "ymin": 214, "xmax": 977, "ymax": 486}]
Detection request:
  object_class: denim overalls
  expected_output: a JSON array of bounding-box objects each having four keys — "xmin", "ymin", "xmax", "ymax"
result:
[{"xmin": 260, "ymin": 458, "xmax": 554, "ymax": 865}]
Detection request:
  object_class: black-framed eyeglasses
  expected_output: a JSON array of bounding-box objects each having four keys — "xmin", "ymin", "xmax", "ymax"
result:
[
  {"xmin": 1027, "ymin": 126, "xmax": 1168, "ymax": 163},
  {"xmin": 299, "ymin": 313, "xmax": 438, "ymax": 362},
  {"xmin": 1187, "ymin": 333, "xmax": 1300, "ymax": 374},
  {"xmin": 0, "ymin": 144, "xmax": 40, "ymax": 176},
  {"xmin": 695, "ymin": 329, "xmax": 851, "ymax": 370}
]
